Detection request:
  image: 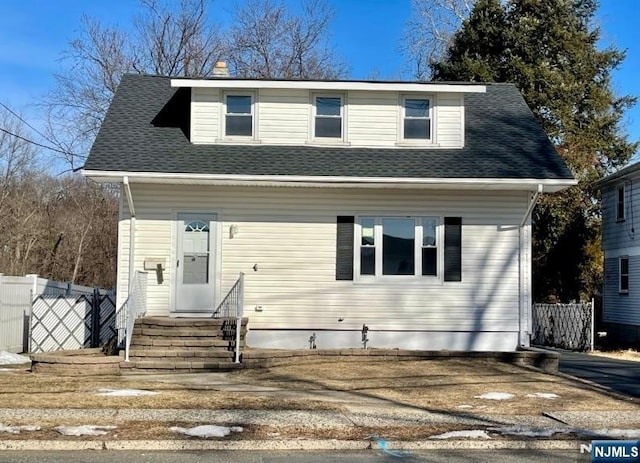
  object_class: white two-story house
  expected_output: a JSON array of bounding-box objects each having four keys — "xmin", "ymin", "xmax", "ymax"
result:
[
  {"xmin": 599, "ymin": 164, "xmax": 640, "ymax": 346},
  {"xmin": 83, "ymin": 64, "xmax": 576, "ymax": 351}
]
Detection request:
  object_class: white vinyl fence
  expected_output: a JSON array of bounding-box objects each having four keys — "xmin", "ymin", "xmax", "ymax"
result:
[{"xmin": 0, "ymin": 274, "xmax": 113, "ymax": 353}]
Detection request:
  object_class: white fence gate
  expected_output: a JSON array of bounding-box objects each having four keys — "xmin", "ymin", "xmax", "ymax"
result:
[{"xmin": 0, "ymin": 274, "xmax": 113, "ymax": 353}]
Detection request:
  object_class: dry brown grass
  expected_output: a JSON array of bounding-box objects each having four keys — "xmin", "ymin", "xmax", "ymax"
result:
[
  {"xmin": 589, "ymin": 349, "xmax": 640, "ymax": 362},
  {"xmin": 0, "ymin": 369, "xmax": 340, "ymax": 411},
  {"xmin": 0, "ymin": 417, "xmax": 480, "ymax": 441},
  {"xmin": 236, "ymin": 359, "xmax": 640, "ymax": 415},
  {"xmin": 0, "ymin": 358, "xmax": 637, "ymax": 416}
]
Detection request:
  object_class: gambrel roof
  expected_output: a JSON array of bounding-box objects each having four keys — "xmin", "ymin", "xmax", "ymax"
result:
[{"xmin": 84, "ymin": 74, "xmax": 574, "ymax": 187}]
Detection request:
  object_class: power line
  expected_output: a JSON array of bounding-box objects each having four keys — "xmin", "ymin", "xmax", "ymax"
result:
[
  {"xmin": 0, "ymin": 101, "xmax": 82, "ymax": 159},
  {"xmin": 0, "ymin": 127, "xmax": 77, "ymax": 157},
  {"xmin": 0, "ymin": 101, "xmax": 51, "ymax": 143}
]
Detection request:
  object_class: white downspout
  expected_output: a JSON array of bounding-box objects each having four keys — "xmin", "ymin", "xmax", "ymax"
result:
[
  {"xmin": 519, "ymin": 184, "xmax": 542, "ymax": 347},
  {"xmin": 123, "ymin": 176, "xmax": 136, "ymax": 292}
]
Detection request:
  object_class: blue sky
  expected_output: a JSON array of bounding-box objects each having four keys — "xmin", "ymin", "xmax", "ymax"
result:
[{"xmin": 0, "ymin": 0, "xmax": 638, "ymax": 157}]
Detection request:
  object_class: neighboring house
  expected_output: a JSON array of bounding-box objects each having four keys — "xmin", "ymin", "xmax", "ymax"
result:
[
  {"xmin": 599, "ymin": 164, "xmax": 640, "ymax": 346},
  {"xmin": 82, "ymin": 64, "xmax": 576, "ymax": 351}
]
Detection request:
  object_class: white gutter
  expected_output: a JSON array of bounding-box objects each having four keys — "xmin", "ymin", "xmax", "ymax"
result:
[
  {"xmin": 123, "ymin": 176, "xmax": 136, "ymax": 296},
  {"xmin": 83, "ymin": 170, "xmax": 577, "ymax": 193},
  {"xmin": 518, "ymin": 184, "xmax": 543, "ymax": 348},
  {"xmin": 520, "ymin": 184, "xmax": 543, "ymax": 227},
  {"xmin": 170, "ymin": 78, "xmax": 487, "ymax": 94}
]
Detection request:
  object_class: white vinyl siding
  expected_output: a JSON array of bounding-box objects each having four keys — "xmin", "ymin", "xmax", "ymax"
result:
[
  {"xmin": 437, "ymin": 94, "xmax": 464, "ymax": 148},
  {"xmin": 191, "ymin": 88, "xmax": 219, "ymax": 143},
  {"xmin": 347, "ymin": 91, "xmax": 398, "ymax": 146},
  {"xmin": 258, "ymin": 89, "xmax": 309, "ymax": 144},
  {"xmin": 118, "ymin": 184, "xmax": 527, "ymax": 334},
  {"xmin": 189, "ymin": 88, "xmax": 464, "ymax": 148}
]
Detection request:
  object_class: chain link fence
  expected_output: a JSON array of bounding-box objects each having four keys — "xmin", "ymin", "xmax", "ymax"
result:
[{"xmin": 532, "ymin": 301, "xmax": 594, "ymax": 351}]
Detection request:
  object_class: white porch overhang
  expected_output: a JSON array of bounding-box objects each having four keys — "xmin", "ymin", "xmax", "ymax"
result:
[{"xmin": 82, "ymin": 170, "xmax": 577, "ymax": 193}]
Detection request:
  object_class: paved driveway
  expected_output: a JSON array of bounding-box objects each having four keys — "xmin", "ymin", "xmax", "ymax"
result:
[{"xmin": 558, "ymin": 350, "xmax": 640, "ymax": 398}]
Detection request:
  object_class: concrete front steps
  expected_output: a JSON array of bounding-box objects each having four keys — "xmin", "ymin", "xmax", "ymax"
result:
[{"xmin": 120, "ymin": 316, "xmax": 248, "ymax": 373}]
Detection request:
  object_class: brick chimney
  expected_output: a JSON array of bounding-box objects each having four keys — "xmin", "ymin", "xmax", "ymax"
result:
[{"xmin": 213, "ymin": 60, "xmax": 230, "ymax": 78}]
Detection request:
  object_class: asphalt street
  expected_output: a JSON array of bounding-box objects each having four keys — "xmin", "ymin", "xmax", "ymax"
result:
[{"xmin": 558, "ymin": 350, "xmax": 640, "ymax": 397}]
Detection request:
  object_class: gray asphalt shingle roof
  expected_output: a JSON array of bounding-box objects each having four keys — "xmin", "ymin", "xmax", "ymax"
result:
[{"xmin": 84, "ymin": 74, "xmax": 574, "ymax": 180}]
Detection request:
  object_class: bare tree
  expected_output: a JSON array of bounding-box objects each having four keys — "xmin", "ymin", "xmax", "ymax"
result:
[
  {"xmin": 228, "ymin": 0, "xmax": 347, "ymax": 79},
  {"xmin": 132, "ymin": 0, "xmax": 224, "ymax": 77},
  {"xmin": 403, "ymin": 0, "xmax": 475, "ymax": 79},
  {"xmin": 0, "ymin": 108, "xmax": 39, "ymax": 182},
  {"xmin": 42, "ymin": 0, "xmax": 225, "ymax": 168},
  {"xmin": 43, "ymin": 0, "xmax": 343, "ymax": 168}
]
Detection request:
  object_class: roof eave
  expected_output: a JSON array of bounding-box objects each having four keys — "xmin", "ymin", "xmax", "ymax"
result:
[
  {"xmin": 82, "ymin": 170, "xmax": 576, "ymax": 192},
  {"xmin": 170, "ymin": 78, "xmax": 487, "ymax": 93},
  {"xmin": 596, "ymin": 161, "xmax": 640, "ymax": 188}
]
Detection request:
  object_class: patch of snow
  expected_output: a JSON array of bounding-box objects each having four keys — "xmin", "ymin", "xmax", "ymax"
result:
[
  {"xmin": 526, "ymin": 393, "xmax": 560, "ymax": 399},
  {"xmin": 430, "ymin": 430, "xmax": 491, "ymax": 440},
  {"xmin": 583, "ymin": 429, "xmax": 640, "ymax": 439},
  {"xmin": 456, "ymin": 405, "xmax": 473, "ymax": 409},
  {"xmin": 474, "ymin": 392, "xmax": 515, "ymax": 400},
  {"xmin": 170, "ymin": 425, "xmax": 243, "ymax": 438},
  {"xmin": 0, "ymin": 423, "xmax": 41, "ymax": 434},
  {"xmin": 0, "ymin": 351, "xmax": 30, "ymax": 365},
  {"xmin": 55, "ymin": 425, "xmax": 117, "ymax": 436},
  {"xmin": 490, "ymin": 426, "xmax": 567, "ymax": 437},
  {"xmin": 95, "ymin": 388, "xmax": 158, "ymax": 397}
]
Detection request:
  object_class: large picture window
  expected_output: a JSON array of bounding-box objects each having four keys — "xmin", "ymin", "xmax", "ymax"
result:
[{"xmin": 357, "ymin": 216, "xmax": 439, "ymax": 278}]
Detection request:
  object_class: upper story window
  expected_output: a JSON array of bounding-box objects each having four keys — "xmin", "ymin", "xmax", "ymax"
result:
[
  {"xmin": 313, "ymin": 95, "xmax": 343, "ymax": 139},
  {"xmin": 402, "ymin": 97, "xmax": 431, "ymax": 141},
  {"xmin": 225, "ymin": 94, "xmax": 254, "ymax": 138},
  {"xmin": 617, "ymin": 184, "xmax": 625, "ymax": 221}
]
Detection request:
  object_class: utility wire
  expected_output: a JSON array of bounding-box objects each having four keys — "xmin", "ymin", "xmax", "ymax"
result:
[
  {"xmin": 0, "ymin": 127, "xmax": 76, "ymax": 157},
  {"xmin": 0, "ymin": 101, "xmax": 51, "ymax": 143},
  {"xmin": 0, "ymin": 101, "xmax": 82, "ymax": 159}
]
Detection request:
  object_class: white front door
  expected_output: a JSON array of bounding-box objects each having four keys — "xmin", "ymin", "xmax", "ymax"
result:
[{"xmin": 175, "ymin": 213, "xmax": 217, "ymax": 313}]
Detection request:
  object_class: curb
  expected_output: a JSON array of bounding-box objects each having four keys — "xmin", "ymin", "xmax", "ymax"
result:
[{"xmin": 0, "ymin": 439, "xmax": 582, "ymax": 451}]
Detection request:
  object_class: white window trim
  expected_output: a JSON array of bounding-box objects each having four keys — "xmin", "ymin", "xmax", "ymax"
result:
[
  {"xmin": 619, "ymin": 256, "xmax": 629, "ymax": 294},
  {"xmin": 616, "ymin": 184, "xmax": 626, "ymax": 222},
  {"xmin": 354, "ymin": 215, "xmax": 443, "ymax": 283},
  {"xmin": 221, "ymin": 91, "xmax": 257, "ymax": 141},
  {"xmin": 398, "ymin": 94, "xmax": 436, "ymax": 146},
  {"xmin": 310, "ymin": 92, "xmax": 346, "ymax": 143}
]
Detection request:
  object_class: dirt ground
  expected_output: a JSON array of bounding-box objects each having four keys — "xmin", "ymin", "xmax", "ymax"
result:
[{"xmin": 0, "ymin": 358, "xmax": 637, "ymax": 416}]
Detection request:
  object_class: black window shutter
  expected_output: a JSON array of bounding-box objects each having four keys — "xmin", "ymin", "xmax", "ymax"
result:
[
  {"xmin": 444, "ymin": 217, "xmax": 462, "ymax": 282},
  {"xmin": 336, "ymin": 216, "xmax": 354, "ymax": 280}
]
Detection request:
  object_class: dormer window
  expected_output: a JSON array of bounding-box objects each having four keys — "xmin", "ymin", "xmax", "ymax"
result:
[
  {"xmin": 313, "ymin": 95, "xmax": 343, "ymax": 139},
  {"xmin": 402, "ymin": 97, "xmax": 431, "ymax": 141},
  {"xmin": 225, "ymin": 94, "xmax": 254, "ymax": 137}
]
